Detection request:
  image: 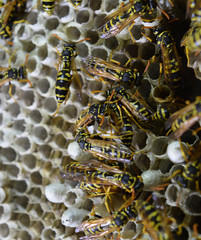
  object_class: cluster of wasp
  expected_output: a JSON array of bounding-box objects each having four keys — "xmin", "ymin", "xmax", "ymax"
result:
[{"xmin": 1, "ymin": 0, "xmax": 201, "ymax": 239}]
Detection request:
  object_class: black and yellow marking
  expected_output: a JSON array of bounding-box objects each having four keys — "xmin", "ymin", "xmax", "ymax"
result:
[
  {"xmin": 75, "ymin": 127, "xmax": 135, "ymax": 164},
  {"xmin": 0, "ymin": 0, "xmax": 27, "ymax": 39},
  {"xmin": 136, "ymin": 200, "xmax": 171, "ymax": 240},
  {"xmin": 151, "ymin": 108, "xmax": 170, "ymax": 121},
  {"xmin": 83, "ymin": 56, "xmax": 141, "ymax": 88},
  {"xmin": 61, "ymin": 160, "xmax": 144, "ymax": 194},
  {"xmin": 75, "ymin": 103, "xmax": 108, "ymax": 131},
  {"xmin": 100, "ymin": 0, "xmax": 152, "ymax": 40},
  {"xmin": 166, "ymin": 97, "xmax": 201, "ymax": 138},
  {"xmin": 176, "ymin": 160, "xmax": 201, "ymax": 188},
  {"xmin": 153, "ymin": 25, "xmax": 182, "ymax": 91},
  {"xmin": 109, "ymin": 102, "xmax": 134, "ymax": 147},
  {"xmin": 42, "ymin": 0, "xmax": 55, "ymax": 15},
  {"xmin": 77, "ymin": 202, "xmax": 138, "ymax": 239},
  {"xmin": 107, "ymin": 86, "xmax": 154, "ymax": 124}
]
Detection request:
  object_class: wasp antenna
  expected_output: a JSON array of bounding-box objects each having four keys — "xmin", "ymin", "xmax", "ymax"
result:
[
  {"xmin": 51, "ymin": 33, "xmax": 68, "ymax": 44},
  {"xmin": 76, "ymin": 38, "xmax": 91, "ymax": 43}
]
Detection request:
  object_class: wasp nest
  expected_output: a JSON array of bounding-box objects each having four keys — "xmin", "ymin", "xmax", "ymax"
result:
[{"xmin": 0, "ymin": 0, "xmax": 201, "ymax": 239}]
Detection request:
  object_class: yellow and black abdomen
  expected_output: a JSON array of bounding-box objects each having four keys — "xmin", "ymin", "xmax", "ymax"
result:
[
  {"xmin": 42, "ymin": 0, "xmax": 55, "ymax": 15},
  {"xmin": 55, "ymin": 69, "xmax": 71, "ymax": 103}
]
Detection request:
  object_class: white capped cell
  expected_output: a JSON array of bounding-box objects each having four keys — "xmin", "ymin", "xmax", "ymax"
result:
[
  {"xmin": 61, "ymin": 207, "xmax": 89, "ymax": 227},
  {"xmin": 45, "ymin": 183, "xmax": 71, "ymax": 203}
]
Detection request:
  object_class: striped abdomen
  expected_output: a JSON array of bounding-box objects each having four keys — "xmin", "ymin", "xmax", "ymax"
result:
[
  {"xmin": 42, "ymin": 0, "xmax": 55, "ymax": 15},
  {"xmin": 55, "ymin": 69, "xmax": 71, "ymax": 103}
]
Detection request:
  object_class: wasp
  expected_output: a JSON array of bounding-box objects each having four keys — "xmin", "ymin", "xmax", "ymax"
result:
[
  {"xmin": 106, "ymin": 86, "xmax": 154, "ymax": 125},
  {"xmin": 0, "ymin": 53, "xmax": 31, "ymax": 100},
  {"xmin": 51, "ymin": 34, "xmax": 90, "ymax": 117},
  {"xmin": 83, "ymin": 56, "xmax": 142, "ymax": 88},
  {"xmin": 75, "ymin": 127, "xmax": 135, "ymax": 164},
  {"xmin": 76, "ymin": 201, "xmax": 138, "ymax": 239},
  {"xmin": 0, "ymin": 0, "xmax": 27, "ymax": 39},
  {"xmin": 181, "ymin": 0, "xmax": 201, "ymax": 53},
  {"xmin": 42, "ymin": 0, "xmax": 55, "ymax": 15},
  {"xmin": 170, "ymin": 141, "xmax": 201, "ymax": 189},
  {"xmin": 74, "ymin": 103, "xmax": 108, "ymax": 131},
  {"xmin": 165, "ymin": 97, "xmax": 201, "ymax": 139},
  {"xmin": 108, "ymin": 102, "xmax": 134, "ymax": 148},
  {"xmin": 61, "ymin": 160, "xmax": 144, "ymax": 196},
  {"xmin": 151, "ymin": 107, "xmax": 170, "ymax": 122},
  {"xmin": 153, "ymin": 25, "xmax": 183, "ymax": 92},
  {"xmin": 136, "ymin": 199, "xmax": 173, "ymax": 240},
  {"xmin": 100, "ymin": 0, "xmax": 156, "ymax": 42}
]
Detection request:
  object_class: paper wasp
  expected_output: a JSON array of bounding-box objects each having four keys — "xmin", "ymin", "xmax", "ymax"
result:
[
  {"xmin": 0, "ymin": 53, "xmax": 31, "ymax": 101},
  {"xmin": 165, "ymin": 97, "xmax": 201, "ymax": 139},
  {"xmin": 99, "ymin": 0, "xmax": 157, "ymax": 42},
  {"xmin": 75, "ymin": 127, "xmax": 135, "ymax": 164},
  {"xmin": 0, "ymin": 0, "xmax": 27, "ymax": 39},
  {"xmin": 61, "ymin": 159, "xmax": 144, "ymax": 196},
  {"xmin": 51, "ymin": 34, "xmax": 90, "ymax": 117},
  {"xmin": 76, "ymin": 201, "xmax": 138, "ymax": 239},
  {"xmin": 181, "ymin": 0, "xmax": 201, "ymax": 58},
  {"xmin": 136, "ymin": 199, "xmax": 173, "ymax": 240},
  {"xmin": 83, "ymin": 56, "xmax": 142, "ymax": 88},
  {"xmin": 153, "ymin": 24, "xmax": 183, "ymax": 92}
]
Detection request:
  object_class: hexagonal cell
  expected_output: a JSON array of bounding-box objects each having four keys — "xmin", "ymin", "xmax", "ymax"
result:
[
  {"xmin": 15, "ymin": 195, "xmax": 29, "ymax": 210},
  {"xmin": 66, "ymin": 25, "xmax": 81, "ymax": 41},
  {"xmin": 104, "ymin": 0, "xmax": 119, "ymax": 12},
  {"xmin": 38, "ymin": 44, "xmax": 48, "ymax": 60},
  {"xmin": 30, "ymin": 221, "xmax": 44, "ymax": 235},
  {"xmin": 63, "ymin": 104, "xmax": 78, "ymax": 120},
  {"xmin": 0, "ymin": 147, "xmax": 17, "ymax": 163},
  {"xmin": 45, "ymin": 17, "xmax": 60, "ymax": 31},
  {"xmin": 29, "ymin": 109, "xmax": 42, "ymax": 124},
  {"xmin": 30, "ymin": 171, "xmax": 43, "ymax": 185},
  {"xmin": 43, "ymin": 97, "xmax": 57, "ymax": 114},
  {"xmin": 91, "ymin": 48, "xmax": 108, "ymax": 60},
  {"xmin": 32, "ymin": 125, "xmax": 49, "ymax": 143},
  {"xmin": 54, "ymin": 133, "xmax": 68, "ymax": 149},
  {"xmin": 21, "ymin": 40, "xmax": 36, "ymax": 53},
  {"xmin": 76, "ymin": 42, "xmax": 89, "ymax": 57},
  {"xmin": 38, "ymin": 144, "xmax": 52, "ymax": 158},
  {"xmin": 152, "ymin": 85, "xmax": 173, "ymax": 103},
  {"xmin": 84, "ymin": 30, "xmax": 99, "ymax": 45},
  {"xmin": 27, "ymin": 203, "xmax": 44, "ymax": 218},
  {"xmin": 147, "ymin": 62, "xmax": 160, "ymax": 80},
  {"xmin": 130, "ymin": 25, "xmax": 145, "ymax": 41},
  {"xmin": 6, "ymin": 164, "xmax": 21, "ymax": 178},
  {"xmin": 151, "ymin": 136, "xmax": 169, "ymax": 158},
  {"xmin": 26, "ymin": 57, "xmax": 37, "ymax": 73},
  {"xmin": 76, "ymin": 9, "xmax": 91, "ymax": 24},
  {"xmin": 17, "ymin": 231, "xmax": 32, "ymax": 240},
  {"xmin": 12, "ymin": 180, "xmax": 28, "ymax": 193},
  {"xmin": 27, "ymin": 11, "xmax": 38, "ymax": 25},
  {"xmin": 41, "ymin": 228, "xmax": 56, "ymax": 240},
  {"xmin": 104, "ymin": 37, "xmax": 119, "ymax": 50},
  {"xmin": 15, "ymin": 136, "xmax": 31, "ymax": 153},
  {"xmin": 184, "ymin": 192, "xmax": 201, "ymax": 215},
  {"xmin": 20, "ymin": 89, "xmax": 35, "ymax": 107},
  {"xmin": 17, "ymin": 213, "xmax": 30, "ymax": 228},
  {"xmin": 135, "ymin": 154, "xmax": 151, "ymax": 172},
  {"xmin": 22, "ymin": 154, "xmax": 37, "ymax": 171},
  {"xmin": 0, "ymin": 222, "xmax": 17, "ymax": 239},
  {"xmin": 139, "ymin": 42, "xmax": 155, "ymax": 60},
  {"xmin": 13, "ymin": 119, "xmax": 26, "ymax": 133}
]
